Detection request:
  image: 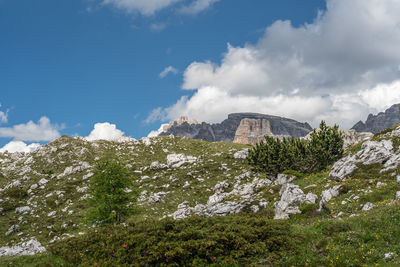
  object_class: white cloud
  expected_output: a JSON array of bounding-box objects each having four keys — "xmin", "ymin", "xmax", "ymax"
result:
[
  {"xmin": 179, "ymin": 0, "xmax": 220, "ymax": 15},
  {"xmin": 150, "ymin": 22, "xmax": 167, "ymax": 32},
  {"xmin": 159, "ymin": 66, "xmax": 179, "ymax": 78},
  {"xmin": 0, "ymin": 141, "xmax": 40, "ymax": 153},
  {"xmin": 99, "ymin": 0, "xmax": 219, "ymax": 16},
  {"xmin": 101, "ymin": 0, "xmax": 182, "ymax": 15},
  {"xmin": 85, "ymin": 122, "xmax": 125, "ymax": 141},
  {"xmin": 147, "ymin": 123, "xmax": 169, "ymax": 137},
  {"xmin": 150, "ymin": 0, "xmax": 400, "ymax": 129},
  {"xmin": 0, "ymin": 105, "xmax": 8, "ymax": 124},
  {"xmin": 0, "ymin": 117, "xmax": 61, "ymax": 142}
]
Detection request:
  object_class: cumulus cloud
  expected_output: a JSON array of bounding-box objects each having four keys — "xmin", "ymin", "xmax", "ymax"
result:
[
  {"xmin": 159, "ymin": 66, "xmax": 179, "ymax": 78},
  {"xmin": 0, "ymin": 141, "xmax": 40, "ymax": 153},
  {"xmin": 85, "ymin": 122, "xmax": 125, "ymax": 141},
  {"xmin": 149, "ymin": 0, "xmax": 400, "ymax": 129},
  {"xmin": 179, "ymin": 0, "xmax": 220, "ymax": 15},
  {"xmin": 0, "ymin": 117, "xmax": 61, "ymax": 142}
]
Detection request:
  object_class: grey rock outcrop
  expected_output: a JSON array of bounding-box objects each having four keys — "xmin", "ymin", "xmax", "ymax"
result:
[
  {"xmin": 330, "ymin": 138, "xmax": 400, "ymax": 181},
  {"xmin": 169, "ymin": 176, "xmax": 272, "ymax": 220},
  {"xmin": 352, "ymin": 104, "xmax": 400, "ymax": 134},
  {"xmin": 274, "ymin": 183, "xmax": 317, "ymax": 219},
  {"xmin": 0, "ymin": 238, "xmax": 46, "ymax": 257},
  {"xmin": 159, "ymin": 113, "xmax": 312, "ymax": 143}
]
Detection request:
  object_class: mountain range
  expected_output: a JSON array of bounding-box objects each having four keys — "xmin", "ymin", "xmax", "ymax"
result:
[{"xmin": 154, "ymin": 105, "xmax": 400, "ymax": 144}]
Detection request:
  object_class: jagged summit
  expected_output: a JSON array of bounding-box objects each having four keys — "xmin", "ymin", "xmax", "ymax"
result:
[
  {"xmin": 352, "ymin": 104, "xmax": 400, "ymax": 134},
  {"xmin": 157, "ymin": 112, "xmax": 313, "ymax": 144}
]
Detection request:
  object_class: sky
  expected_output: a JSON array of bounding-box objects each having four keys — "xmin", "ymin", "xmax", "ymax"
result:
[{"xmin": 1, "ymin": 0, "xmax": 400, "ymax": 152}]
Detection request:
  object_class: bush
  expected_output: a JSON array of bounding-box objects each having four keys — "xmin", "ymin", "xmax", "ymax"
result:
[
  {"xmin": 247, "ymin": 121, "xmax": 343, "ymax": 175},
  {"xmin": 49, "ymin": 215, "xmax": 298, "ymax": 266},
  {"xmin": 86, "ymin": 158, "xmax": 136, "ymax": 225}
]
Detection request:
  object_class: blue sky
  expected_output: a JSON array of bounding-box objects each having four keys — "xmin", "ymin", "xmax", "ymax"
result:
[{"xmin": 1, "ymin": 0, "xmax": 400, "ymax": 151}]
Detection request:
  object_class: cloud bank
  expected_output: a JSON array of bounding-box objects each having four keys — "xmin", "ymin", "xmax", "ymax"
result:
[
  {"xmin": 149, "ymin": 0, "xmax": 400, "ymax": 129},
  {"xmin": 0, "ymin": 141, "xmax": 40, "ymax": 153},
  {"xmin": 85, "ymin": 122, "xmax": 125, "ymax": 141},
  {"xmin": 0, "ymin": 117, "xmax": 61, "ymax": 142}
]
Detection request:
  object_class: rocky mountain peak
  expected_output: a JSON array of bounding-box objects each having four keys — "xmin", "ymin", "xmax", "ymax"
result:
[{"xmin": 352, "ymin": 104, "xmax": 400, "ymax": 134}]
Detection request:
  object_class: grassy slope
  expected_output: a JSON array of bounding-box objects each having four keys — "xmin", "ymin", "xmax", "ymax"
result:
[{"xmin": 0, "ymin": 132, "xmax": 400, "ymax": 265}]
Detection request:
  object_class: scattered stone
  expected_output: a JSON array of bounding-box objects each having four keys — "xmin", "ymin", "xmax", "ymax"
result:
[
  {"xmin": 384, "ymin": 252, "xmax": 394, "ymax": 259},
  {"xmin": 274, "ymin": 174, "xmax": 296, "ymax": 185},
  {"xmin": 5, "ymin": 225, "xmax": 20, "ymax": 236},
  {"xmin": 148, "ymin": 192, "xmax": 168, "ymax": 204},
  {"xmin": 38, "ymin": 178, "xmax": 49, "ymax": 186},
  {"xmin": 259, "ymin": 200, "xmax": 268, "ymax": 208},
  {"xmin": 376, "ymin": 182, "xmax": 386, "ymax": 188},
  {"xmin": 167, "ymin": 153, "xmax": 197, "ymax": 168},
  {"xmin": 362, "ymin": 202, "xmax": 374, "ymax": 211},
  {"xmin": 15, "ymin": 206, "xmax": 31, "ymax": 215},
  {"xmin": 251, "ymin": 205, "xmax": 259, "ymax": 213},
  {"xmin": 47, "ymin": 211, "xmax": 57, "ymax": 217},
  {"xmin": 318, "ymin": 185, "xmax": 341, "ymax": 211},
  {"xmin": 396, "ymin": 191, "xmax": 400, "ymax": 200},
  {"xmin": 183, "ymin": 181, "xmax": 190, "ymax": 188},
  {"xmin": 233, "ymin": 149, "xmax": 249, "ymax": 159},
  {"xmin": 213, "ymin": 181, "xmax": 229, "ymax": 193},
  {"xmin": 150, "ymin": 161, "xmax": 167, "ymax": 170},
  {"xmin": 30, "ymin": 184, "xmax": 38, "ymax": 190}
]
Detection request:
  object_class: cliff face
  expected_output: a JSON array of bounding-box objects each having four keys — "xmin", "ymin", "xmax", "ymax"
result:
[
  {"xmin": 234, "ymin": 118, "xmax": 275, "ymax": 145},
  {"xmin": 352, "ymin": 104, "xmax": 400, "ymax": 134},
  {"xmin": 158, "ymin": 113, "xmax": 313, "ymax": 143}
]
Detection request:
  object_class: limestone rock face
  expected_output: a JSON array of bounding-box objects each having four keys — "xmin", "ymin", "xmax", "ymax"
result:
[
  {"xmin": 352, "ymin": 103, "xmax": 400, "ymax": 134},
  {"xmin": 158, "ymin": 113, "xmax": 312, "ymax": 143},
  {"xmin": 234, "ymin": 118, "xmax": 275, "ymax": 145}
]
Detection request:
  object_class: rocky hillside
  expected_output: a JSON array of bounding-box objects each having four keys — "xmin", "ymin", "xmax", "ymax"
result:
[
  {"xmin": 157, "ymin": 113, "xmax": 313, "ymax": 144},
  {"xmin": 1, "ymin": 124, "xmax": 400, "ymax": 265},
  {"xmin": 352, "ymin": 103, "xmax": 400, "ymax": 134}
]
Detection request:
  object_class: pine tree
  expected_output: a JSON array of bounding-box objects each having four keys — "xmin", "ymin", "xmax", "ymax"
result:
[
  {"xmin": 247, "ymin": 121, "xmax": 344, "ymax": 176},
  {"xmin": 86, "ymin": 158, "xmax": 135, "ymax": 225}
]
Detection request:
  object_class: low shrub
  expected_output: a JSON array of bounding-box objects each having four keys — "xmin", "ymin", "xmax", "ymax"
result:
[{"xmin": 49, "ymin": 215, "xmax": 298, "ymax": 266}]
